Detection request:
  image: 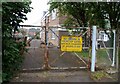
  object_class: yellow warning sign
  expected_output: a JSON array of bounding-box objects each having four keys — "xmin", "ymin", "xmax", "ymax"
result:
[{"xmin": 61, "ymin": 36, "xmax": 82, "ymax": 52}]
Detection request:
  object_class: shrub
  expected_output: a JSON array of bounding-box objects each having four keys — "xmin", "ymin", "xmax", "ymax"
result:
[
  {"xmin": 2, "ymin": 2, "xmax": 32, "ymax": 82},
  {"xmin": 2, "ymin": 39, "xmax": 25, "ymax": 81}
]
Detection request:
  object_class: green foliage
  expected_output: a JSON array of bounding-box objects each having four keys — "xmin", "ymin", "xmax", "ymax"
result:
[
  {"xmin": 2, "ymin": 2, "xmax": 32, "ymax": 30},
  {"xmin": 91, "ymin": 71, "xmax": 111, "ymax": 81},
  {"xmin": 49, "ymin": 2, "xmax": 120, "ymax": 29},
  {"xmin": 97, "ymin": 49, "xmax": 107, "ymax": 58},
  {"xmin": 2, "ymin": 2, "xmax": 32, "ymax": 82},
  {"xmin": 77, "ymin": 51, "xmax": 89, "ymax": 58},
  {"xmin": 0, "ymin": 71, "xmax": 2, "ymax": 83},
  {"xmin": 63, "ymin": 17, "xmax": 79, "ymax": 27},
  {"xmin": 49, "ymin": 2, "xmax": 89, "ymax": 27},
  {"xmin": 3, "ymin": 39, "xmax": 24, "ymax": 81},
  {"xmin": 77, "ymin": 49, "xmax": 108, "ymax": 58},
  {"xmin": 97, "ymin": 2, "xmax": 120, "ymax": 29}
]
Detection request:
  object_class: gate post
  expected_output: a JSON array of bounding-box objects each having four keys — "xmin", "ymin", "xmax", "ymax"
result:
[
  {"xmin": 91, "ymin": 26, "xmax": 97, "ymax": 72},
  {"xmin": 111, "ymin": 30, "xmax": 116, "ymax": 67},
  {"xmin": 43, "ymin": 16, "xmax": 50, "ymax": 70}
]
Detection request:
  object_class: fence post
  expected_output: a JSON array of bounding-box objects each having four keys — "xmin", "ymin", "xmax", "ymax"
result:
[
  {"xmin": 111, "ymin": 30, "xmax": 116, "ymax": 67},
  {"xmin": 91, "ymin": 26, "xmax": 97, "ymax": 72}
]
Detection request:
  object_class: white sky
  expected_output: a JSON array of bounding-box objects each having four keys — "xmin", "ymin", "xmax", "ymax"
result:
[{"xmin": 20, "ymin": 0, "xmax": 49, "ymax": 26}]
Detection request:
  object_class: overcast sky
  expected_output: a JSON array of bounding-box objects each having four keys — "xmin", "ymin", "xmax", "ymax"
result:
[{"xmin": 20, "ymin": 0, "xmax": 49, "ymax": 26}]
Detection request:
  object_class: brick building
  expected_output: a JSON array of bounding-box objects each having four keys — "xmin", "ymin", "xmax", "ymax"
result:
[
  {"xmin": 40, "ymin": 10, "xmax": 116, "ymax": 48},
  {"xmin": 41, "ymin": 10, "xmax": 69, "ymax": 47}
]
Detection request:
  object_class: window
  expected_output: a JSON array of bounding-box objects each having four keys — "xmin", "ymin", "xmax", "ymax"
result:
[{"xmin": 51, "ymin": 9, "xmax": 56, "ymax": 20}]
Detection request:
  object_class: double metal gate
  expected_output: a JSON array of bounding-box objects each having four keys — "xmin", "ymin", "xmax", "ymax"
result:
[
  {"xmin": 20, "ymin": 25, "xmax": 117, "ymax": 72},
  {"xmin": 21, "ymin": 25, "xmax": 90, "ymax": 71}
]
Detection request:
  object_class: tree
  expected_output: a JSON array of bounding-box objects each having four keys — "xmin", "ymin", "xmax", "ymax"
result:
[
  {"xmin": 49, "ymin": 2, "xmax": 120, "ymax": 68},
  {"xmin": 95, "ymin": 2, "xmax": 120, "ymax": 69},
  {"xmin": 2, "ymin": 2, "xmax": 32, "ymax": 81},
  {"xmin": 50, "ymin": 2, "xmax": 87, "ymax": 27},
  {"xmin": 49, "ymin": 2, "xmax": 105, "ymax": 47},
  {"xmin": 99, "ymin": 2, "xmax": 120, "ymax": 29},
  {"xmin": 49, "ymin": 2, "xmax": 120, "ymax": 30}
]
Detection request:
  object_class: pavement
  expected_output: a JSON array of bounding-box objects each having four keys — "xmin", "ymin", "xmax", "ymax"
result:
[
  {"xmin": 10, "ymin": 39, "xmax": 118, "ymax": 82},
  {"xmin": 11, "ymin": 70, "xmax": 94, "ymax": 82}
]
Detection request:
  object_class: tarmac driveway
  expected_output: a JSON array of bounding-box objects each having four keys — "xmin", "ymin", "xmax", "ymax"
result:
[
  {"xmin": 11, "ymin": 39, "xmax": 117, "ymax": 82},
  {"xmin": 21, "ymin": 39, "xmax": 87, "ymax": 70}
]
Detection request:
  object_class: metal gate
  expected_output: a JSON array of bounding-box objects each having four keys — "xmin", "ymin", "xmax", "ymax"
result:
[
  {"xmin": 20, "ymin": 25, "xmax": 91, "ymax": 71},
  {"xmin": 20, "ymin": 25, "xmax": 117, "ymax": 72},
  {"xmin": 40, "ymin": 26, "xmax": 91, "ymax": 70}
]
